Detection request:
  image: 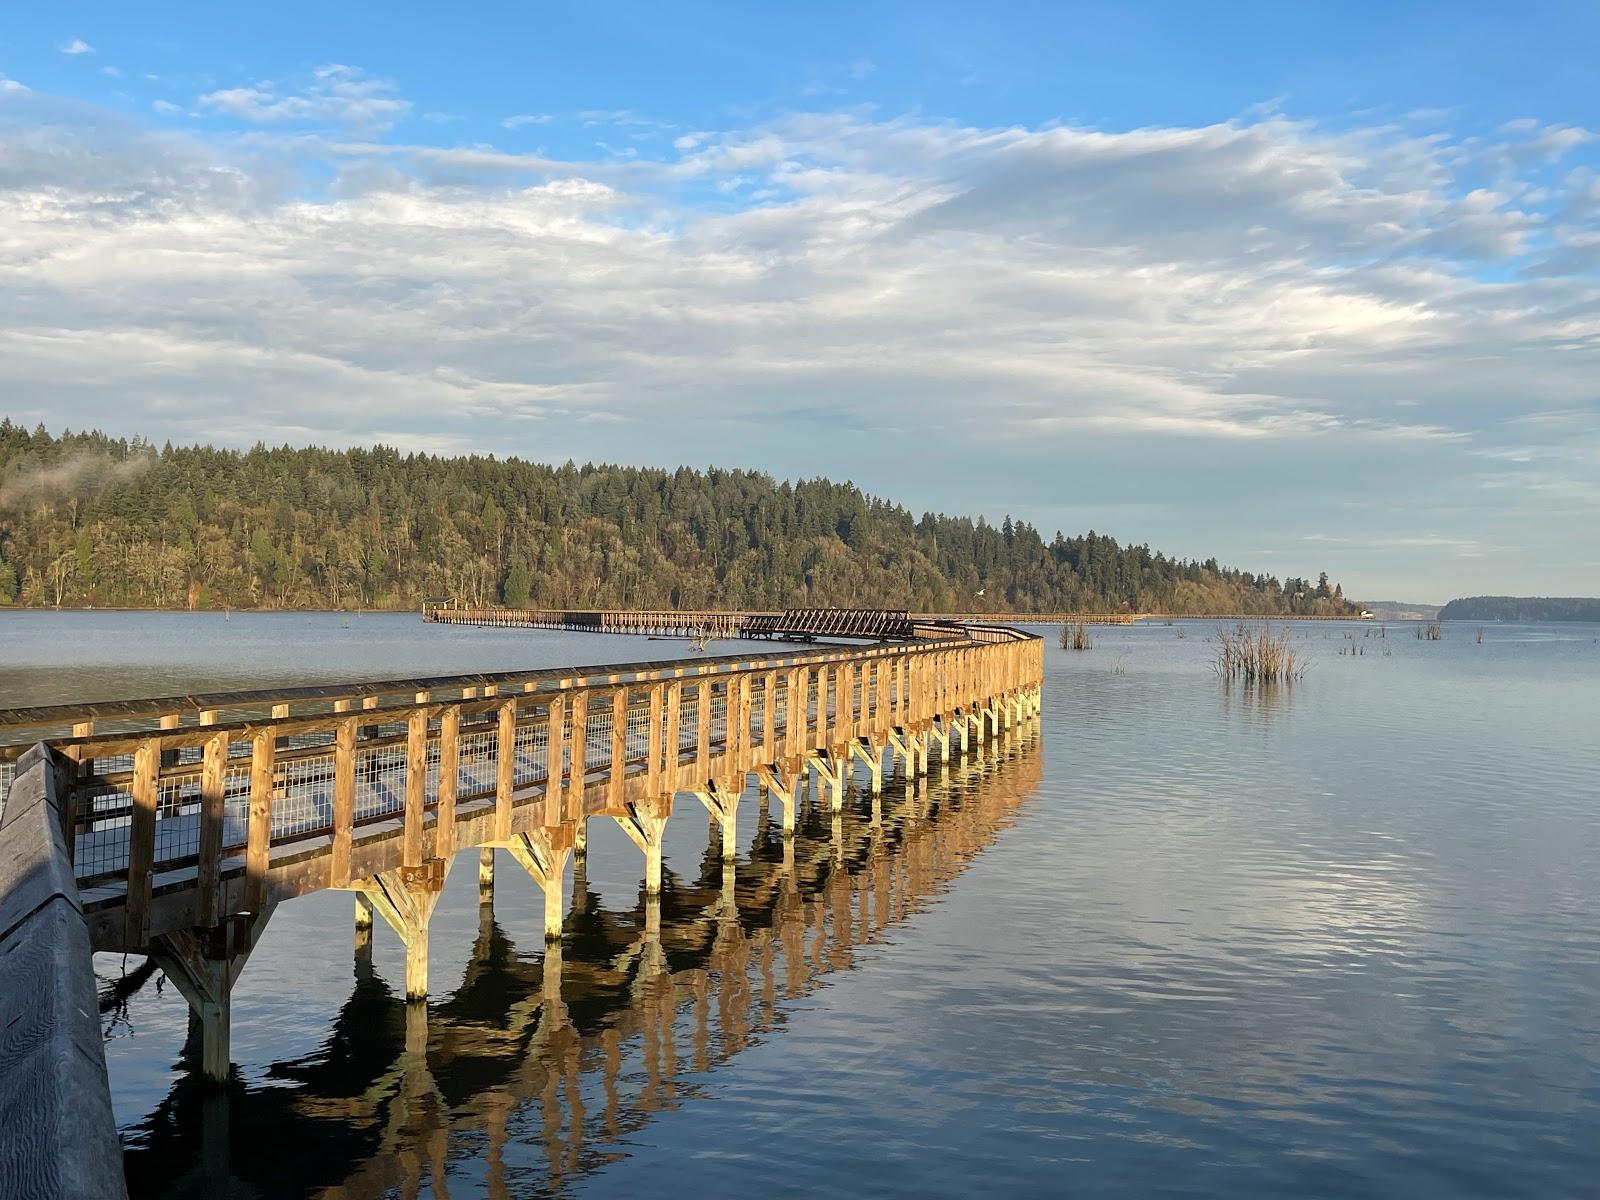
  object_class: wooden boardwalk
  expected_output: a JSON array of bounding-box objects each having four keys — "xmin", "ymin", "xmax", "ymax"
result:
[{"xmin": 0, "ymin": 614, "xmax": 1043, "ymax": 1090}]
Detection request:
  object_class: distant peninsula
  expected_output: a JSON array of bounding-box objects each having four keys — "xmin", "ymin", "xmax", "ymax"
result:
[{"xmin": 1438, "ymin": 596, "xmax": 1600, "ymax": 622}]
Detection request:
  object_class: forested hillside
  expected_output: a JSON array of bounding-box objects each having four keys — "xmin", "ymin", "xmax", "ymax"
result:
[
  {"xmin": 0, "ymin": 422, "xmax": 1358, "ymax": 616},
  {"xmin": 1438, "ymin": 596, "xmax": 1600, "ymax": 622}
]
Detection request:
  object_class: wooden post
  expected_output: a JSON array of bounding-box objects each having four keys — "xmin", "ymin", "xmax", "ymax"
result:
[
  {"xmin": 247, "ymin": 731, "xmax": 274, "ymax": 913},
  {"xmin": 569, "ymin": 690, "xmax": 589, "ymax": 803},
  {"xmin": 330, "ymin": 717, "xmax": 356, "ymax": 887},
  {"xmin": 544, "ymin": 695, "xmax": 565, "ymax": 827},
  {"xmin": 404, "ymin": 709, "xmax": 427, "ymax": 868},
  {"xmin": 762, "ymin": 671, "xmax": 777, "ymax": 757},
  {"xmin": 495, "ymin": 699, "xmax": 517, "ymax": 842},
  {"xmin": 505, "ymin": 830, "xmax": 572, "ymax": 942},
  {"xmin": 696, "ymin": 679, "xmax": 712, "ymax": 786},
  {"xmin": 196, "ymin": 732, "xmax": 229, "ymax": 927},
  {"xmin": 436, "ymin": 706, "xmax": 459, "ymax": 858},
  {"xmin": 664, "ymin": 680, "xmax": 682, "ymax": 792},
  {"xmin": 125, "ymin": 738, "xmax": 158, "ymax": 946},
  {"xmin": 610, "ymin": 689, "xmax": 627, "ymax": 811},
  {"xmin": 646, "ymin": 684, "xmax": 663, "ymax": 800}
]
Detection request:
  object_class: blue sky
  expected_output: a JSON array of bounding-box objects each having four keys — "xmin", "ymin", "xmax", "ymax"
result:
[{"xmin": 3, "ymin": 2, "xmax": 1599, "ymax": 600}]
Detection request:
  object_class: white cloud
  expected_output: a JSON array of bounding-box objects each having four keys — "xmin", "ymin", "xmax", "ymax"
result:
[
  {"xmin": 198, "ymin": 64, "xmax": 409, "ymax": 130},
  {"xmin": 61, "ymin": 38, "xmax": 94, "ymax": 56},
  {"xmin": 152, "ymin": 99, "xmax": 182, "ymax": 115},
  {"xmin": 1, "ymin": 92, "xmax": 1597, "ymax": 591},
  {"xmin": 502, "ymin": 113, "xmax": 552, "ymax": 129}
]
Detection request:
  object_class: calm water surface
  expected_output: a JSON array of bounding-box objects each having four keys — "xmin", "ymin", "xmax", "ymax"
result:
[{"xmin": 3, "ymin": 612, "xmax": 1598, "ymax": 1198}]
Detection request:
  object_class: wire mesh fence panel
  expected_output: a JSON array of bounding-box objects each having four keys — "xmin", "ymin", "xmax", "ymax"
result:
[
  {"xmin": 423, "ymin": 726, "xmax": 442, "ymax": 808},
  {"xmin": 74, "ymin": 783, "xmax": 133, "ymax": 883},
  {"xmin": 354, "ymin": 744, "xmax": 408, "ymax": 823},
  {"xmin": 220, "ymin": 760, "xmax": 252, "ymax": 851},
  {"xmin": 272, "ymin": 751, "xmax": 336, "ymax": 841},
  {"xmin": 679, "ymin": 694, "xmax": 699, "ymax": 755},
  {"xmin": 512, "ymin": 718, "xmax": 548, "ymax": 787},
  {"xmin": 625, "ymin": 702, "xmax": 651, "ymax": 762},
  {"xmin": 152, "ymin": 768, "xmax": 202, "ymax": 868},
  {"xmin": 456, "ymin": 728, "xmax": 499, "ymax": 801},
  {"xmin": 586, "ymin": 709, "xmax": 610, "ymax": 771},
  {"xmin": 709, "ymin": 687, "xmax": 727, "ymax": 745}
]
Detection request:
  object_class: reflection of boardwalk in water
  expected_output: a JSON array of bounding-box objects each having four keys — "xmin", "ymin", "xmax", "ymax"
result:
[{"xmin": 122, "ymin": 728, "xmax": 1042, "ymax": 1199}]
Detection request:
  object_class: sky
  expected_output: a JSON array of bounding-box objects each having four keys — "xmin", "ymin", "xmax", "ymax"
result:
[{"xmin": 2, "ymin": 2, "xmax": 1598, "ymax": 602}]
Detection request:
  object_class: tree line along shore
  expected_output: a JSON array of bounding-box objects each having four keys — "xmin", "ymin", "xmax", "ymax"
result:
[{"xmin": 0, "ymin": 422, "xmax": 1361, "ymax": 618}]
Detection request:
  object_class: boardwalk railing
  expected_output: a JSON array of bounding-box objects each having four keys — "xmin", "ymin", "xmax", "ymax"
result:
[{"xmin": 0, "ymin": 746, "xmax": 129, "ymax": 1200}]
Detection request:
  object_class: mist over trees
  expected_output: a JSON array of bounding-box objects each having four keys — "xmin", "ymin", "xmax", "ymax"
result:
[{"xmin": 0, "ymin": 422, "xmax": 1358, "ymax": 616}]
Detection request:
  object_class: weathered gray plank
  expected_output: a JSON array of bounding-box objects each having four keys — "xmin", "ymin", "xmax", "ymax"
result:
[{"xmin": 0, "ymin": 744, "xmax": 128, "ymax": 1200}]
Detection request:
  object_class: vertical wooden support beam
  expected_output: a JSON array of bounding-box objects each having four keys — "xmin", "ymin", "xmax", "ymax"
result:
[
  {"xmin": 404, "ymin": 708, "xmax": 427, "ymax": 868},
  {"xmin": 356, "ymin": 866, "xmax": 445, "ymax": 1001},
  {"xmin": 543, "ymin": 696, "xmax": 565, "ymax": 827},
  {"xmin": 696, "ymin": 679, "xmax": 712, "ymax": 785},
  {"xmin": 495, "ymin": 699, "xmax": 517, "ymax": 842},
  {"xmin": 820, "ymin": 664, "xmax": 835, "ymax": 751},
  {"xmin": 436, "ymin": 706, "xmax": 459, "ymax": 858},
  {"xmin": 149, "ymin": 914, "xmax": 270, "ymax": 1088},
  {"xmin": 331, "ymin": 717, "xmax": 356, "ymax": 887},
  {"xmin": 610, "ymin": 689, "xmax": 627, "ymax": 811},
  {"xmin": 785, "ymin": 667, "xmax": 803, "ymax": 760},
  {"xmin": 613, "ymin": 802, "xmax": 668, "ymax": 894},
  {"xmin": 762, "ymin": 671, "xmax": 777, "ymax": 756},
  {"xmin": 479, "ymin": 845, "xmax": 496, "ymax": 890},
  {"xmin": 646, "ymin": 684, "xmax": 663, "ymax": 800},
  {"xmin": 736, "ymin": 673, "xmax": 753, "ymax": 771},
  {"xmin": 569, "ymin": 690, "xmax": 589, "ymax": 808},
  {"xmin": 843, "ymin": 661, "xmax": 857, "ymax": 741},
  {"xmin": 505, "ymin": 830, "xmax": 573, "ymax": 941},
  {"xmin": 664, "ymin": 680, "xmax": 682, "ymax": 792},
  {"xmin": 196, "ymin": 732, "xmax": 229, "ymax": 927},
  {"xmin": 125, "ymin": 737, "xmax": 158, "ymax": 946},
  {"xmin": 247, "ymin": 730, "xmax": 274, "ymax": 912}
]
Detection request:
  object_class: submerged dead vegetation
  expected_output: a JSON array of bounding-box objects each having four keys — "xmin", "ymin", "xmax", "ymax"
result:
[
  {"xmin": 1061, "ymin": 621, "xmax": 1092, "ymax": 650},
  {"xmin": 1212, "ymin": 623, "xmax": 1306, "ymax": 683}
]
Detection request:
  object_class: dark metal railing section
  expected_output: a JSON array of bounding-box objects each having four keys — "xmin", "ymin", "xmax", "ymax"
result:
[{"xmin": 744, "ymin": 608, "xmax": 916, "ymax": 642}]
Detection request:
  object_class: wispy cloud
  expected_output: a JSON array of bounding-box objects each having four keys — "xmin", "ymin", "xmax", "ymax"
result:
[
  {"xmin": 502, "ymin": 113, "xmax": 552, "ymax": 129},
  {"xmin": 198, "ymin": 64, "xmax": 409, "ymax": 130},
  {"xmin": 60, "ymin": 38, "xmax": 94, "ymax": 56}
]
